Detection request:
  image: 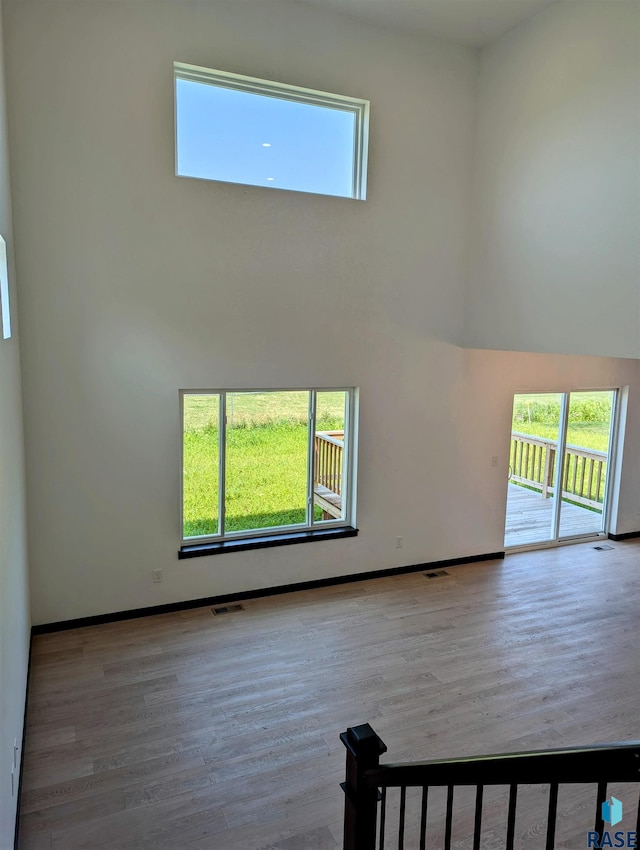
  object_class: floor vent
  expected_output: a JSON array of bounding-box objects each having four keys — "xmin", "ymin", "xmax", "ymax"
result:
[
  {"xmin": 593, "ymin": 544, "xmax": 614, "ymax": 551},
  {"xmin": 212, "ymin": 604, "xmax": 245, "ymax": 615},
  {"xmin": 424, "ymin": 570, "xmax": 450, "ymax": 579}
]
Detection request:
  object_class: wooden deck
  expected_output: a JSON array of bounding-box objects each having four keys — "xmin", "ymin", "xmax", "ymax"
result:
[
  {"xmin": 313, "ymin": 484, "xmax": 342, "ymax": 519},
  {"xmin": 505, "ymin": 482, "xmax": 604, "ymax": 548}
]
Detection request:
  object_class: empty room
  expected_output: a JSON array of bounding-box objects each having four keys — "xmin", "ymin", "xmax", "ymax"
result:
[{"xmin": 1, "ymin": 0, "xmax": 639, "ymax": 848}]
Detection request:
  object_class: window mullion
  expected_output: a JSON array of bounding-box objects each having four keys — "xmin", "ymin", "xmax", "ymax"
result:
[
  {"xmin": 307, "ymin": 391, "xmax": 316, "ymax": 527},
  {"xmin": 219, "ymin": 393, "xmax": 226, "ymax": 538},
  {"xmin": 343, "ymin": 390, "xmax": 352, "ymax": 526},
  {"xmin": 551, "ymin": 392, "xmax": 569, "ymax": 541},
  {"xmin": 602, "ymin": 389, "xmax": 619, "ymax": 533}
]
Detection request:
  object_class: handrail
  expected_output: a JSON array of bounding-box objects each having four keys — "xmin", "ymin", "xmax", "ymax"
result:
[
  {"xmin": 511, "ymin": 432, "xmax": 607, "ymax": 462},
  {"xmin": 316, "ymin": 430, "xmax": 345, "ymax": 449},
  {"xmin": 341, "ymin": 724, "xmax": 640, "ymax": 850},
  {"xmin": 511, "ymin": 431, "xmax": 554, "ymax": 448},
  {"xmin": 365, "ymin": 741, "xmax": 640, "ymax": 786}
]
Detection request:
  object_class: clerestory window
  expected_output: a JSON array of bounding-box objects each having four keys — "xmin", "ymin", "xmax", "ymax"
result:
[{"xmin": 175, "ymin": 63, "xmax": 369, "ymax": 200}]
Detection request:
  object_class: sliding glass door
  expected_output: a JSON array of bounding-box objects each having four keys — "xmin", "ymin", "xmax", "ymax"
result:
[
  {"xmin": 557, "ymin": 391, "xmax": 616, "ymax": 539},
  {"xmin": 506, "ymin": 393, "xmax": 564, "ymax": 546},
  {"xmin": 505, "ymin": 390, "xmax": 617, "ymax": 549}
]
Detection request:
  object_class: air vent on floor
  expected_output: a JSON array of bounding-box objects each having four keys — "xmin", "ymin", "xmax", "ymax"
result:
[
  {"xmin": 593, "ymin": 544, "xmax": 614, "ymax": 551},
  {"xmin": 212, "ymin": 604, "xmax": 245, "ymax": 615},
  {"xmin": 423, "ymin": 570, "xmax": 450, "ymax": 579}
]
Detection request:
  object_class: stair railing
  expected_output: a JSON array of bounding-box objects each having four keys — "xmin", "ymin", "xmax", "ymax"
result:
[{"xmin": 341, "ymin": 724, "xmax": 640, "ymax": 850}]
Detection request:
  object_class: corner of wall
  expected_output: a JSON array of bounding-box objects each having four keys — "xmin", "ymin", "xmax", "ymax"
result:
[{"xmin": 0, "ymin": 0, "xmax": 31, "ymax": 844}]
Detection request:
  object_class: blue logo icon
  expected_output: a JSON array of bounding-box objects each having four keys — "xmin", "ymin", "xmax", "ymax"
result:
[{"xmin": 602, "ymin": 797, "xmax": 623, "ymax": 827}]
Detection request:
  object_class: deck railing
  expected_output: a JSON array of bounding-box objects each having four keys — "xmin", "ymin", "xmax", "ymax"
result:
[
  {"xmin": 313, "ymin": 430, "xmax": 344, "ymax": 519},
  {"xmin": 510, "ymin": 431, "xmax": 608, "ymax": 509},
  {"xmin": 314, "ymin": 430, "xmax": 344, "ymax": 496},
  {"xmin": 341, "ymin": 723, "xmax": 640, "ymax": 850}
]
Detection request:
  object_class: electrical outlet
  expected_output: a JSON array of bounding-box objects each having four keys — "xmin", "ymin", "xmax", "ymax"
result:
[
  {"xmin": 152, "ymin": 569, "xmax": 162, "ymax": 583},
  {"xmin": 396, "ymin": 536, "xmax": 403, "ymax": 549},
  {"xmin": 491, "ymin": 456, "xmax": 499, "ymax": 467}
]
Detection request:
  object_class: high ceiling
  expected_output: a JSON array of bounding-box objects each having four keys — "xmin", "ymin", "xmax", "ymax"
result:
[{"xmin": 295, "ymin": 0, "xmax": 560, "ymax": 47}]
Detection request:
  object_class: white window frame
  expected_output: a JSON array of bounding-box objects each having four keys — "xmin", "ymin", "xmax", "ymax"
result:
[
  {"xmin": 0, "ymin": 235, "xmax": 11, "ymax": 340},
  {"xmin": 174, "ymin": 62, "xmax": 370, "ymax": 200},
  {"xmin": 180, "ymin": 388, "xmax": 358, "ymax": 545}
]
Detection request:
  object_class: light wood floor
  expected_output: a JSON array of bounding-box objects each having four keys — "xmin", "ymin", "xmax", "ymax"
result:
[
  {"xmin": 18, "ymin": 541, "xmax": 640, "ymax": 850},
  {"xmin": 504, "ymin": 484, "xmax": 604, "ymax": 547}
]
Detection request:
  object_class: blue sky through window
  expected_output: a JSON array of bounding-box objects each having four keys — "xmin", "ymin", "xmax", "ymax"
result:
[{"xmin": 176, "ymin": 79, "xmax": 357, "ymax": 198}]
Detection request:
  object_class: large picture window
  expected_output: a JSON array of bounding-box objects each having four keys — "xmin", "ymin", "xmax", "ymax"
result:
[
  {"xmin": 174, "ymin": 63, "xmax": 369, "ymax": 200},
  {"xmin": 181, "ymin": 389, "xmax": 357, "ymax": 548}
]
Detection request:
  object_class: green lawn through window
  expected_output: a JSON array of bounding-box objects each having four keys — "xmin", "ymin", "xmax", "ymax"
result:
[{"xmin": 183, "ymin": 392, "xmax": 345, "ymax": 538}]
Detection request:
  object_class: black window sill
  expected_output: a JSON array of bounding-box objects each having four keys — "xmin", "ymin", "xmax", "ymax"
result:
[{"xmin": 179, "ymin": 526, "xmax": 358, "ymax": 559}]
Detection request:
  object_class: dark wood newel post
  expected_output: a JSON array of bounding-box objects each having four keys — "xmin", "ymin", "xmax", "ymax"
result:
[{"xmin": 340, "ymin": 724, "xmax": 387, "ymax": 850}]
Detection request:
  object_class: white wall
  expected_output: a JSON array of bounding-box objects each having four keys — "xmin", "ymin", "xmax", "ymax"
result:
[
  {"xmin": 466, "ymin": 0, "xmax": 640, "ymax": 358},
  {"xmin": 0, "ymin": 0, "xmax": 30, "ymax": 843},
  {"xmin": 5, "ymin": 0, "xmax": 479, "ymax": 624},
  {"xmin": 4, "ymin": 0, "xmax": 639, "ymax": 630}
]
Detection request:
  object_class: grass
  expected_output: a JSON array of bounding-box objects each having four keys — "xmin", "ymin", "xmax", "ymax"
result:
[
  {"xmin": 183, "ymin": 391, "xmax": 346, "ymax": 538},
  {"xmin": 184, "ymin": 390, "xmax": 347, "ymax": 431}
]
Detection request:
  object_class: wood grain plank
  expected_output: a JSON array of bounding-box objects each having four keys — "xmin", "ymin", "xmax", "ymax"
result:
[
  {"xmin": 19, "ymin": 540, "xmax": 640, "ymax": 850},
  {"xmin": 22, "ymin": 748, "xmax": 204, "ymax": 814}
]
